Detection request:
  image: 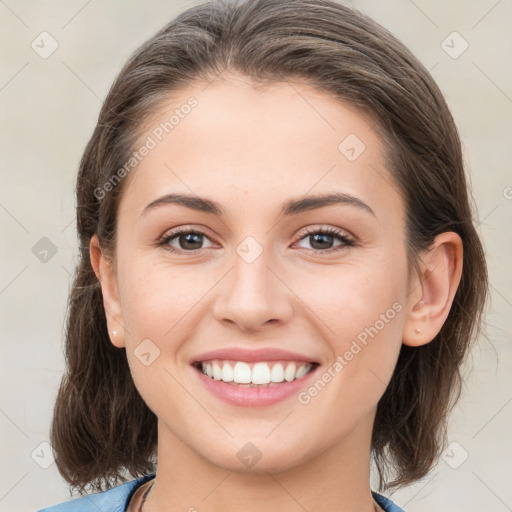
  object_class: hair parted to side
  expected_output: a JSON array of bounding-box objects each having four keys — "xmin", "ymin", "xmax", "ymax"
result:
[{"xmin": 50, "ymin": 0, "xmax": 488, "ymax": 495}]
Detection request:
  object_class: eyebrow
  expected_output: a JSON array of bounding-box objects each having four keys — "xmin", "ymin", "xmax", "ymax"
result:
[{"xmin": 140, "ymin": 192, "xmax": 376, "ymax": 218}]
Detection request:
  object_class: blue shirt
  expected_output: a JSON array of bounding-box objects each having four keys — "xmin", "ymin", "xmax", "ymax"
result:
[{"xmin": 36, "ymin": 474, "xmax": 406, "ymax": 511}]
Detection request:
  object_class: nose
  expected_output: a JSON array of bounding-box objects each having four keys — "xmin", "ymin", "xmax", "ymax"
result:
[{"xmin": 212, "ymin": 247, "xmax": 294, "ymax": 333}]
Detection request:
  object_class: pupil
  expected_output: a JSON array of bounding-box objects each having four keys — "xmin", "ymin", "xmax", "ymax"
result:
[
  {"xmin": 311, "ymin": 233, "xmax": 332, "ymax": 250},
  {"xmin": 181, "ymin": 233, "xmax": 202, "ymax": 250}
]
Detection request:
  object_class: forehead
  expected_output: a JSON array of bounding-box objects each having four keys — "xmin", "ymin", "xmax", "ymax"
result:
[{"xmin": 118, "ymin": 75, "xmax": 404, "ymax": 226}]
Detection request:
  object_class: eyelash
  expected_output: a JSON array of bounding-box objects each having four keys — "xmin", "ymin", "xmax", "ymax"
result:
[{"xmin": 157, "ymin": 225, "xmax": 355, "ymax": 256}]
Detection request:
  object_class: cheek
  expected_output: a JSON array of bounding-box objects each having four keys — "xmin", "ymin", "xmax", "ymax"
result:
[
  {"xmin": 299, "ymin": 255, "xmax": 406, "ymax": 342},
  {"xmin": 296, "ymin": 293, "xmax": 405, "ymax": 439},
  {"xmin": 117, "ymin": 261, "xmax": 197, "ymax": 407},
  {"xmin": 299, "ymin": 255, "xmax": 407, "ymax": 397},
  {"xmin": 118, "ymin": 257, "xmax": 200, "ymax": 336}
]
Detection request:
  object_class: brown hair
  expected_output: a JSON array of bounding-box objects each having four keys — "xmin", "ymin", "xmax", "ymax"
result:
[{"xmin": 50, "ymin": 0, "xmax": 488, "ymax": 495}]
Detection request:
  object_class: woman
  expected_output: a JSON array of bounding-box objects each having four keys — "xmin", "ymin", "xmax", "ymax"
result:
[{"xmin": 37, "ymin": 0, "xmax": 487, "ymax": 511}]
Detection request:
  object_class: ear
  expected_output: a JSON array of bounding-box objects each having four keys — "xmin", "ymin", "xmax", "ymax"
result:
[
  {"xmin": 89, "ymin": 234, "xmax": 126, "ymax": 348},
  {"xmin": 402, "ymin": 232, "xmax": 463, "ymax": 347}
]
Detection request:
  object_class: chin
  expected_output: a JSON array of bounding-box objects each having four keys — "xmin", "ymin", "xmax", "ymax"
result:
[{"xmin": 201, "ymin": 437, "xmax": 315, "ymax": 475}]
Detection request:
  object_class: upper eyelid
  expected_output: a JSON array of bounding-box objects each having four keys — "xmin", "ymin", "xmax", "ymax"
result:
[
  {"xmin": 159, "ymin": 225, "xmax": 216, "ymax": 242},
  {"xmin": 299, "ymin": 225, "xmax": 353, "ymax": 238}
]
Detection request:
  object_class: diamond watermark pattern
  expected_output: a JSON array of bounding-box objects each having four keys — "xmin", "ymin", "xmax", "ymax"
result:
[
  {"xmin": 31, "ymin": 31, "xmax": 59, "ymax": 59},
  {"xmin": 237, "ymin": 442, "xmax": 262, "ymax": 468},
  {"xmin": 338, "ymin": 134, "xmax": 366, "ymax": 161},
  {"xmin": 441, "ymin": 31, "xmax": 469, "ymax": 59},
  {"xmin": 236, "ymin": 236, "xmax": 263, "ymax": 264},
  {"xmin": 134, "ymin": 338, "xmax": 161, "ymax": 366},
  {"xmin": 441, "ymin": 441, "xmax": 469, "ymax": 469},
  {"xmin": 32, "ymin": 237, "xmax": 58, "ymax": 263},
  {"xmin": 31, "ymin": 441, "xmax": 55, "ymax": 469}
]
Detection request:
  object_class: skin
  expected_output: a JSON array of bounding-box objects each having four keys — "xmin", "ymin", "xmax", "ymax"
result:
[{"xmin": 90, "ymin": 73, "xmax": 463, "ymax": 512}]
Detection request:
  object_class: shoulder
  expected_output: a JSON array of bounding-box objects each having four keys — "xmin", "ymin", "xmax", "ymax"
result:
[
  {"xmin": 35, "ymin": 474, "xmax": 156, "ymax": 512},
  {"xmin": 373, "ymin": 491, "xmax": 406, "ymax": 512}
]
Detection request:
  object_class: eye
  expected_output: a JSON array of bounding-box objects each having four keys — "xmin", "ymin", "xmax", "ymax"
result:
[
  {"xmin": 293, "ymin": 226, "xmax": 355, "ymax": 254},
  {"xmin": 157, "ymin": 227, "xmax": 215, "ymax": 254},
  {"xmin": 157, "ymin": 225, "xmax": 355, "ymax": 255}
]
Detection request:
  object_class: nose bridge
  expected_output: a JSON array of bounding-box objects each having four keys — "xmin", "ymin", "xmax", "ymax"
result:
[{"xmin": 212, "ymin": 235, "xmax": 293, "ymax": 331}]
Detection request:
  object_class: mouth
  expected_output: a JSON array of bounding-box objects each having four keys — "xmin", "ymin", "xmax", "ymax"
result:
[{"xmin": 191, "ymin": 359, "xmax": 320, "ymax": 387}]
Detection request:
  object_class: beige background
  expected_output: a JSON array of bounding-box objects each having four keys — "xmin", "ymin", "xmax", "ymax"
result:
[{"xmin": 1, "ymin": 1, "xmax": 511, "ymax": 511}]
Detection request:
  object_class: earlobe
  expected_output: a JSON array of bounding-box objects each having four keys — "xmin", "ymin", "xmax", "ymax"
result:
[
  {"xmin": 402, "ymin": 232, "xmax": 463, "ymax": 347},
  {"xmin": 89, "ymin": 234, "xmax": 126, "ymax": 348}
]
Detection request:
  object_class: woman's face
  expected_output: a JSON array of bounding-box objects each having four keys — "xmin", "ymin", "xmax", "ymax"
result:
[{"xmin": 101, "ymin": 74, "xmax": 416, "ymax": 472}]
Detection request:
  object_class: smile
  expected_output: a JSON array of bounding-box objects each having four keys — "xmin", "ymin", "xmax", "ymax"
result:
[
  {"xmin": 191, "ymin": 360, "xmax": 320, "ymax": 407},
  {"xmin": 194, "ymin": 359, "xmax": 318, "ymax": 386}
]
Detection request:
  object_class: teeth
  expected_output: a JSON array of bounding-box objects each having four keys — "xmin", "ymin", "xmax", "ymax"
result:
[
  {"xmin": 212, "ymin": 361, "xmax": 223, "ymax": 380},
  {"xmin": 233, "ymin": 362, "xmax": 252, "ymax": 383},
  {"xmin": 284, "ymin": 362, "xmax": 296, "ymax": 382},
  {"xmin": 221, "ymin": 361, "xmax": 234, "ymax": 382},
  {"xmin": 252, "ymin": 362, "xmax": 271, "ymax": 384},
  {"xmin": 295, "ymin": 364, "xmax": 309, "ymax": 379},
  {"xmin": 271, "ymin": 363, "xmax": 284, "ymax": 383},
  {"xmin": 199, "ymin": 360, "xmax": 314, "ymax": 385}
]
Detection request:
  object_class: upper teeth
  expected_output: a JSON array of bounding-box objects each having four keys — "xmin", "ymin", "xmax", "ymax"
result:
[{"xmin": 200, "ymin": 360, "xmax": 314, "ymax": 384}]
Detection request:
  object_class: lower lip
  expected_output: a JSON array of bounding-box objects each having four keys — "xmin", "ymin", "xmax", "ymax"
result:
[{"xmin": 192, "ymin": 364, "xmax": 319, "ymax": 407}]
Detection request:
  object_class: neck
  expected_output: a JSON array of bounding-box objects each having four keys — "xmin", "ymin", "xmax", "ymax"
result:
[{"xmin": 143, "ymin": 408, "xmax": 380, "ymax": 512}]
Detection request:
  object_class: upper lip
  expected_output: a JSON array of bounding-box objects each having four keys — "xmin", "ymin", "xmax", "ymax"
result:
[{"xmin": 191, "ymin": 347, "xmax": 320, "ymax": 364}]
